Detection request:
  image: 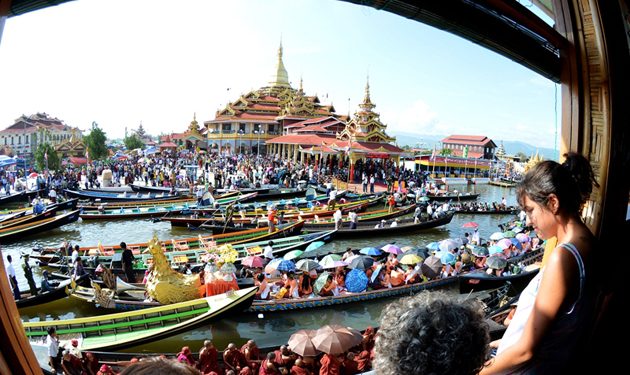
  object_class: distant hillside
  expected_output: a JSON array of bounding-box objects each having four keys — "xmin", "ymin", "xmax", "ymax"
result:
[{"xmin": 390, "ymin": 131, "xmax": 558, "ymax": 160}]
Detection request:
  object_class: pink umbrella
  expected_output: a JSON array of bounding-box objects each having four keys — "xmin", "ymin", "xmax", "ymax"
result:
[
  {"xmin": 462, "ymin": 221, "xmax": 479, "ymax": 228},
  {"xmin": 311, "ymin": 325, "xmax": 363, "ymax": 355},
  {"xmin": 381, "ymin": 244, "xmax": 403, "ymax": 255},
  {"xmin": 497, "ymin": 238, "xmax": 513, "ymax": 250},
  {"xmin": 516, "ymin": 233, "xmax": 531, "ymax": 243},
  {"xmin": 321, "ymin": 260, "xmax": 348, "ymax": 269},
  {"xmin": 28, "ymin": 172, "xmax": 38, "ymax": 178},
  {"xmin": 241, "ymin": 255, "xmax": 264, "ymax": 268}
]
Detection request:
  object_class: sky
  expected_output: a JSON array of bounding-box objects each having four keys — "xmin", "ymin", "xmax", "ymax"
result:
[{"xmin": 0, "ymin": 0, "xmax": 560, "ymax": 149}]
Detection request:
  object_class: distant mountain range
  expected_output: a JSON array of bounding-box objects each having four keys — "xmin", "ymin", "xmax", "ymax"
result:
[{"xmin": 389, "ymin": 131, "xmax": 559, "ymax": 160}]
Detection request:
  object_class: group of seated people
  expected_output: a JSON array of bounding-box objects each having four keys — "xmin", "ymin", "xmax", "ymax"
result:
[{"xmin": 69, "ymin": 328, "xmax": 376, "ymax": 375}]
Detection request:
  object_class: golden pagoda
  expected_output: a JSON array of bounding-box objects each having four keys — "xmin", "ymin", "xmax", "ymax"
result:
[
  {"xmin": 525, "ymin": 150, "xmax": 544, "ymax": 172},
  {"xmin": 204, "ymin": 42, "xmax": 336, "ymax": 155}
]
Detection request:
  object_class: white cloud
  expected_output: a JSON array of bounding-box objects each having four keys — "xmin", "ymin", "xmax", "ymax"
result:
[{"xmin": 388, "ymin": 99, "xmax": 443, "ymax": 134}]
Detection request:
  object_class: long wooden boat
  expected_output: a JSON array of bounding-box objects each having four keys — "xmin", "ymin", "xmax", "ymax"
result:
[
  {"xmin": 77, "ymin": 192, "xmax": 238, "ymax": 210},
  {"xmin": 488, "ymin": 179, "xmax": 518, "ymax": 188},
  {"xmin": 33, "ymin": 220, "xmax": 305, "ymax": 259},
  {"xmin": 426, "ymin": 193, "xmax": 480, "ymax": 201},
  {"xmin": 458, "ymin": 248, "xmax": 544, "ymax": 294},
  {"xmin": 301, "ymin": 211, "xmax": 455, "ymax": 239},
  {"xmin": 23, "ymin": 286, "xmax": 258, "ymax": 351},
  {"xmin": 129, "ymin": 184, "xmax": 196, "ymax": 194},
  {"xmin": 35, "ymin": 230, "xmax": 336, "ymax": 270},
  {"xmin": 0, "ymin": 210, "xmax": 81, "ymax": 243},
  {"xmin": 0, "ymin": 210, "xmax": 27, "ymax": 223},
  {"xmin": 0, "ymin": 189, "xmax": 45, "ymax": 206},
  {"xmin": 0, "ymin": 199, "xmax": 78, "ymax": 229},
  {"xmin": 453, "ymin": 207, "xmax": 519, "ymax": 215},
  {"xmin": 63, "ymin": 189, "xmax": 182, "ymax": 202},
  {"xmin": 70, "ymin": 274, "xmax": 457, "ymax": 313},
  {"xmin": 16, "ymin": 274, "xmax": 90, "ymax": 309},
  {"xmin": 200, "ymin": 191, "xmax": 347, "ymax": 213},
  {"xmin": 79, "ymin": 202, "xmax": 195, "ymax": 220},
  {"xmin": 302, "ymin": 204, "xmax": 416, "ymax": 230}
]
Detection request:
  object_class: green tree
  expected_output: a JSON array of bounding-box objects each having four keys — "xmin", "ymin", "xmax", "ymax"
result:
[
  {"xmin": 134, "ymin": 122, "xmax": 147, "ymax": 138},
  {"xmin": 123, "ymin": 133, "xmax": 144, "ymax": 150},
  {"xmin": 34, "ymin": 143, "xmax": 60, "ymax": 171},
  {"xmin": 84, "ymin": 121, "xmax": 108, "ymax": 160},
  {"xmin": 440, "ymin": 148, "xmax": 453, "ymax": 156}
]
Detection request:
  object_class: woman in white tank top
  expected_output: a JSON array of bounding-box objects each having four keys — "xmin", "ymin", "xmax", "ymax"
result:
[{"xmin": 480, "ymin": 153, "xmax": 598, "ymax": 375}]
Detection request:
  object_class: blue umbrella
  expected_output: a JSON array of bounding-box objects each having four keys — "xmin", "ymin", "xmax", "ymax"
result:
[
  {"xmin": 426, "ymin": 242, "xmax": 440, "ymax": 251},
  {"xmin": 510, "ymin": 238, "xmax": 523, "ymax": 250},
  {"xmin": 305, "ymin": 241, "xmax": 326, "ymax": 252},
  {"xmin": 276, "ymin": 260, "xmax": 296, "ymax": 272},
  {"xmin": 436, "ymin": 251, "xmax": 456, "ymax": 266},
  {"xmin": 359, "ymin": 247, "xmax": 382, "ymax": 256},
  {"xmin": 345, "ymin": 269, "xmax": 368, "ymax": 293},
  {"xmin": 488, "ymin": 245, "xmax": 504, "ymax": 256},
  {"xmin": 370, "ymin": 265, "xmax": 383, "ymax": 283}
]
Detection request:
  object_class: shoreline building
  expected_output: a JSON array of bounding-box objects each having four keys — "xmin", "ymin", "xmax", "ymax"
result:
[
  {"xmin": 267, "ymin": 79, "xmax": 405, "ymax": 181},
  {"xmin": 203, "ymin": 43, "xmax": 336, "ymax": 155},
  {"xmin": 414, "ymin": 135, "xmax": 497, "ymax": 178},
  {"xmin": 162, "ymin": 114, "xmax": 207, "ymax": 151},
  {"xmin": 0, "ymin": 113, "xmax": 81, "ymax": 159}
]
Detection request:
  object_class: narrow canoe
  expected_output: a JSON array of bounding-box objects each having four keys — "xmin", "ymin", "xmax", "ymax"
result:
[
  {"xmin": 0, "ymin": 199, "xmax": 79, "ymax": 229},
  {"xmin": 63, "ymin": 189, "xmax": 181, "ymax": 202},
  {"xmin": 16, "ymin": 274, "xmax": 90, "ymax": 309},
  {"xmin": 0, "ymin": 189, "xmax": 45, "ymax": 205},
  {"xmin": 79, "ymin": 203, "xmax": 195, "ymax": 220},
  {"xmin": 453, "ymin": 207, "xmax": 519, "ymax": 215},
  {"xmin": 426, "ymin": 193, "xmax": 480, "ymax": 201},
  {"xmin": 302, "ymin": 204, "xmax": 417, "ymax": 230},
  {"xmin": 301, "ymin": 211, "xmax": 455, "ymax": 239},
  {"xmin": 23, "ymin": 286, "xmax": 258, "ymax": 351},
  {"xmin": 0, "ymin": 210, "xmax": 81, "ymax": 243},
  {"xmin": 33, "ymin": 221, "xmax": 305, "ymax": 257}
]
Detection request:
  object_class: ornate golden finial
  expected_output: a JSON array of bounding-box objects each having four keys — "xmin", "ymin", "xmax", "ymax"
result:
[
  {"xmin": 270, "ymin": 40, "xmax": 290, "ymax": 88},
  {"xmin": 299, "ymin": 76, "xmax": 303, "ymax": 92}
]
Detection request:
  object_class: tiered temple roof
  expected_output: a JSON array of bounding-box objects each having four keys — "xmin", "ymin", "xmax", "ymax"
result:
[{"xmin": 207, "ymin": 43, "xmax": 336, "ymax": 127}]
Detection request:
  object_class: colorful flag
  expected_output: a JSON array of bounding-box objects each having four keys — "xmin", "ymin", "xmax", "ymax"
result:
[{"xmin": 430, "ymin": 147, "xmax": 436, "ymax": 161}]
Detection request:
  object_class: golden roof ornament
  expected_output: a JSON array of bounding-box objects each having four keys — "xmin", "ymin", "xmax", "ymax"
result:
[{"xmin": 270, "ymin": 41, "xmax": 290, "ymax": 88}]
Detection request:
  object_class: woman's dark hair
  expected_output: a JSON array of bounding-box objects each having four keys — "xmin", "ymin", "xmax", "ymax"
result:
[
  {"xmin": 517, "ymin": 152, "xmax": 598, "ymax": 215},
  {"xmin": 119, "ymin": 357, "xmax": 200, "ymax": 374},
  {"xmin": 256, "ymin": 273, "xmax": 265, "ymax": 282},
  {"xmin": 301, "ymin": 273, "xmax": 311, "ymax": 290}
]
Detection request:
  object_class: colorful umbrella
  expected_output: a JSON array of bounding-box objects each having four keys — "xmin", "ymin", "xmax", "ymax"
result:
[
  {"xmin": 370, "ymin": 265, "xmax": 383, "ymax": 283},
  {"xmin": 438, "ymin": 239, "xmax": 459, "ymax": 252},
  {"xmin": 276, "ymin": 260, "xmax": 296, "ymax": 272},
  {"xmin": 503, "ymin": 230, "xmax": 516, "ymax": 238},
  {"xmin": 497, "ymin": 238, "xmax": 513, "ymax": 250},
  {"xmin": 345, "ymin": 269, "xmax": 368, "ymax": 293},
  {"xmin": 400, "ymin": 254, "xmax": 422, "ymax": 265},
  {"xmin": 510, "ymin": 238, "xmax": 523, "ymax": 250},
  {"xmin": 319, "ymin": 254, "xmax": 342, "ymax": 268},
  {"xmin": 488, "ymin": 245, "xmax": 504, "ymax": 256},
  {"xmin": 421, "ymin": 255, "xmax": 442, "ymax": 279},
  {"xmin": 295, "ymin": 259, "xmax": 321, "ymax": 272},
  {"xmin": 288, "ymin": 329, "xmax": 318, "ymax": 357},
  {"xmin": 314, "ymin": 271, "xmax": 331, "ymax": 294},
  {"xmin": 401, "ymin": 246, "xmax": 414, "ymax": 253},
  {"xmin": 381, "ymin": 244, "xmax": 403, "ymax": 255},
  {"xmin": 426, "ymin": 242, "xmax": 440, "ymax": 251},
  {"xmin": 462, "ymin": 221, "xmax": 479, "ymax": 228},
  {"xmin": 487, "ymin": 255, "xmax": 508, "ymax": 270},
  {"xmin": 436, "ymin": 251, "xmax": 456, "ymax": 266},
  {"xmin": 284, "ymin": 250, "xmax": 304, "ymax": 260},
  {"xmin": 490, "ymin": 232, "xmax": 505, "ymax": 241},
  {"xmin": 471, "ymin": 246, "xmax": 489, "ymax": 257},
  {"xmin": 322, "ymin": 260, "xmax": 348, "ymax": 269},
  {"xmin": 359, "ymin": 247, "xmax": 382, "ymax": 256},
  {"xmin": 516, "ymin": 233, "xmax": 531, "ymax": 243},
  {"xmin": 419, "ymin": 196, "xmax": 430, "ymax": 202},
  {"xmin": 241, "ymin": 255, "xmax": 264, "ymax": 268},
  {"xmin": 305, "ymin": 241, "xmax": 326, "ymax": 252},
  {"xmin": 348, "ymin": 256, "xmax": 374, "ymax": 270},
  {"xmin": 311, "ymin": 325, "xmax": 363, "ymax": 355},
  {"xmin": 264, "ymin": 258, "xmax": 283, "ymax": 274}
]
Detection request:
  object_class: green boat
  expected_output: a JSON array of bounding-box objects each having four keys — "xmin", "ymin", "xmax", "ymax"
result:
[{"xmin": 23, "ymin": 286, "xmax": 257, "ymax": 351}]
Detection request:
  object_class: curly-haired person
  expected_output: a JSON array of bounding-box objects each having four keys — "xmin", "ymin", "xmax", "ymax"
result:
[{"xmin": 374, "ymin": 290, "xmax": 489, "ymax": 375}]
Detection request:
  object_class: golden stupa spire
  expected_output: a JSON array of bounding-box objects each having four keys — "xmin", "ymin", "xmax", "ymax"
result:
[
  {"xmin": 270, "ymin": 40, "xmax": 290, "ymax": 87},
  {"xmin": 359, "ymin": 75, "xmax": 375, "ymax": 111}
]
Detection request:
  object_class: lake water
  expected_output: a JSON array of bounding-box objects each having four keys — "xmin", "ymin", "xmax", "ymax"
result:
[{"xmin": 5, "ymin": 183, "xmax": 519, "ymax": 353}]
